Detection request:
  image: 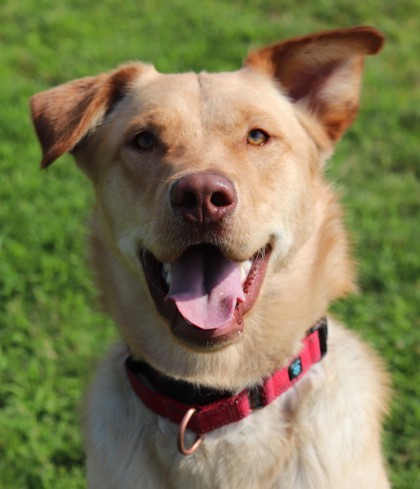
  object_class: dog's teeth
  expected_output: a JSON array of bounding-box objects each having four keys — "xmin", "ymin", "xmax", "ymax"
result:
[
  {"xmin": 162, "ymin": 263, "xmax": 172, "ymax": 286},
  {"xmin": 240, "ymin": 260, "xmax": 253, "ymax": 285},
  {"xmin": 165, "ymin": 271, "xmax": 172, "ymax": 286}
]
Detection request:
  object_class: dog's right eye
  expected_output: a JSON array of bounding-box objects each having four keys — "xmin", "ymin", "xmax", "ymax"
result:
[
  {"xmin": 132, "ymin": 131, "xmax": 157, "ymax": 150},
  {"xmin": 247, "ymin": 129, "xmax": 269, "ymax": 146}
]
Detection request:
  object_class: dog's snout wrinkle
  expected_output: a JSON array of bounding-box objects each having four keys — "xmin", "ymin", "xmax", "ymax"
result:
[{"xmin": 170, "ymin": 172, "xmax": 237, "ymax": 227}]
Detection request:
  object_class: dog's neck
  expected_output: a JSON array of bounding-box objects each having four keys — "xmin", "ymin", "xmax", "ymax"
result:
[{"xmin": 125, "ymin": 317, "xmax": 328, "ymax": 453}]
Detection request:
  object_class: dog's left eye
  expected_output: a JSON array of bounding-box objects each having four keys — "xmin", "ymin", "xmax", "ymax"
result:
[
  {"xmin": 133, "ymin": 131, "xmax": 157, "ymax": 150},
  {"xmin": 247, "ymin": 129, "xmax": 269, "ymax": 146}
]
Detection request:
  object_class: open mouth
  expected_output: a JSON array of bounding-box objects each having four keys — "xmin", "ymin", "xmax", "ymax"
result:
[{"xmin": 139, "ymin": 243, "xmax": 272, "ymax": 348}]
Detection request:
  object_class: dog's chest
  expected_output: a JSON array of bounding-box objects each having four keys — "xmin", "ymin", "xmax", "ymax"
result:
[{"xmin": 113, "ymin": 402, "xmax": 292, "ymax": 489}]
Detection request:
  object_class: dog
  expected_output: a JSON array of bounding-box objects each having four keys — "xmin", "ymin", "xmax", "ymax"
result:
[{"xmin": 30, "ymin": 26, "xmax": 390, "ymax": 488}]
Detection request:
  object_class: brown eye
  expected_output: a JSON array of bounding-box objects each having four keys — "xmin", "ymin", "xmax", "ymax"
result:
[
  {"xmin": 133, "ymin": 131, "xmax": 156, "ymax": 150},
  {"xmin": 247, "ymin": 129, "xmax": 269, "ymax": 146}
]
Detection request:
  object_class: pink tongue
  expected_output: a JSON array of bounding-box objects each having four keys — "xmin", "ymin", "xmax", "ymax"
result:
[{"xmin": 166, "ymin": 247, "xmax": 246, "ymax": 330}]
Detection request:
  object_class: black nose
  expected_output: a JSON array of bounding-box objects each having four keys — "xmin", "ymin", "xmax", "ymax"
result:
[{"xmin": 170, "ymin": 172, "xmax": 237, "ymax": 225}]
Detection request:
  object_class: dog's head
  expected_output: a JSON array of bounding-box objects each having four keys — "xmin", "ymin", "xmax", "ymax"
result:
[{"xmin": 31, "ymin": 27, "xmax": 383, "ymax": 388}]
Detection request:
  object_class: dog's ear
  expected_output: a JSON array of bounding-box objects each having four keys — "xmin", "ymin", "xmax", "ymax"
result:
[
  {"xmin": 30, "ymin": 63, "xmax": 145, "ymax": 168},
  {"xmin": 245, "ymin": 26, "xmax": 384, "ymax": 142}
]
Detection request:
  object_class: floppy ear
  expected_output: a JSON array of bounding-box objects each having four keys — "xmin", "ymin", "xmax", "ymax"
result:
[
  {"xmin": 30, "ymin": 63, "xmax": 145, "ymax": 168},
  {"xmin": 245, "ymin": 26, "xmax": 384, "ymax": 141}
]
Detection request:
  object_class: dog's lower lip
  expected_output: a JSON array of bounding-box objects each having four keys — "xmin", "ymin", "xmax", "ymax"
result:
[{"xmin": 139, "ymin": 244, "xmax": 272, "ymax": 348}]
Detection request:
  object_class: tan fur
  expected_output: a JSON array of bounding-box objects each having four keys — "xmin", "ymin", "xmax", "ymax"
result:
[{"xmin": 30, "ymin": 26, "xmax": 390, "ymax": 488}]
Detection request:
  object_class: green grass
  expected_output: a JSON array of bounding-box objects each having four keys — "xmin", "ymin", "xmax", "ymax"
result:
[{"xmin": 0, "ymin": 0, "xmax": 418, "ymax": 487}]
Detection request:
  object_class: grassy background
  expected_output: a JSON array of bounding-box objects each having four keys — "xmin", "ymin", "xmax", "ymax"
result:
[{"xmin": 0, "ymin": 0, "xmax": 418, "ymax": 487}]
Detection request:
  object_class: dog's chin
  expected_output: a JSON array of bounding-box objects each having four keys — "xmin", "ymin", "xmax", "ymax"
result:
[{"xmin": 139, "ymin": 243, "xmax": 272, "ymax": 351}]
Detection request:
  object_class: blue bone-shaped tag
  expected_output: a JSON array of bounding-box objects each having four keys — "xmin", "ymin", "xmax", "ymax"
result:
[{"xmin": 288, "ymin": 357, "xmax": 303, "ymax": 381}]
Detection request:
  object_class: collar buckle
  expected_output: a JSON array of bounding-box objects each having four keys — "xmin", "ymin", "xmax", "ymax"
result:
[
  {"xmin": 248, "ymin": 385, "xmax": 266, "ymax": 410},
  {"xmin": 314, "ymin": 317, "xmax": 328, "ymax": 358}
]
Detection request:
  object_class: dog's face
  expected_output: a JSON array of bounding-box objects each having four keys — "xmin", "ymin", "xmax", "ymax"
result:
[
  {"xmin": 31, "ymin": 27, "xmax": 383, "ymax": 387},
  {"xmin": 80, "ymin": 68, "xmax": 318, "ymax": 347}
]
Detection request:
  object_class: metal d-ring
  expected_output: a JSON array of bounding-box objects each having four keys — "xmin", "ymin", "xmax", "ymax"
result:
[{"xmin": 177, "ymin": 408, "xmax": 204, "ymax": 455}]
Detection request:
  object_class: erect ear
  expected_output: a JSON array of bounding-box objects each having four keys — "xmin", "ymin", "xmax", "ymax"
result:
[
  {"xmin": 30, "ymin": 63, "xmax": 146, "ymax": 168},
  {"xmin": 245, "ymin": 26, "xmax": 384, "ymax": 142}
]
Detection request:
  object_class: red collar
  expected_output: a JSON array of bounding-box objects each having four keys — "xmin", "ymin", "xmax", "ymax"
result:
[{"xmin": 126, "ymin": 318, "xmax": 327, "ymax": 454}]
